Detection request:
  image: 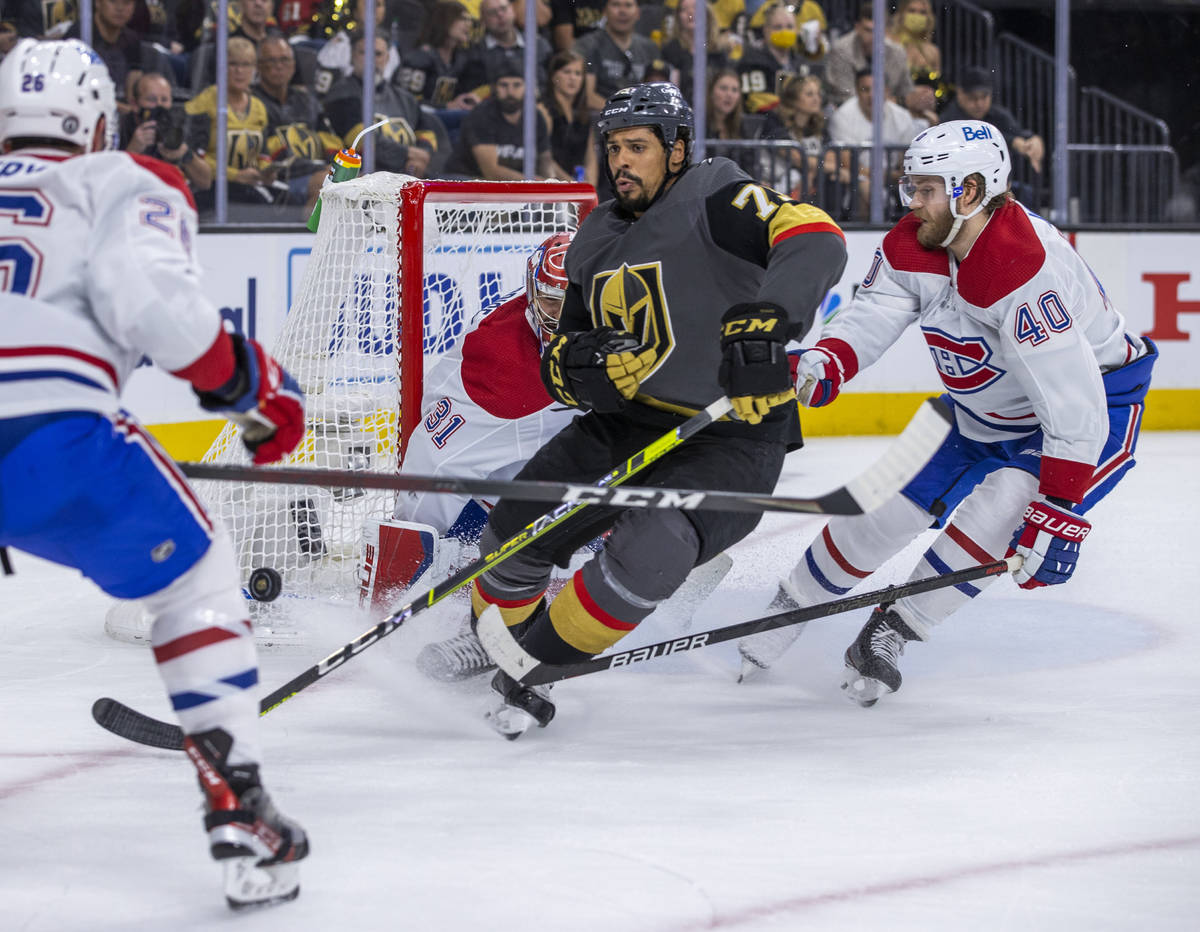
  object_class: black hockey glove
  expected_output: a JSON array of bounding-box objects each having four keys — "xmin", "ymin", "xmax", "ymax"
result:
[
  {"xmin": 541, "ymin": 327, "xmax": 642, "ymax": 413},
  {"xmin": 718, "ymin": 303, "xmax": 795, "ymax": 425}
]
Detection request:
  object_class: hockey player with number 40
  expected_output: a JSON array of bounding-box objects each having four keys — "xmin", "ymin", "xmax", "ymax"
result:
[
  {"xmin": 0, "ymin": 40, "xmax": 309, "ymax": 909},
  {"xmin": 738, "ymin": 120, "xmax": 1157, "ymax": 706}
]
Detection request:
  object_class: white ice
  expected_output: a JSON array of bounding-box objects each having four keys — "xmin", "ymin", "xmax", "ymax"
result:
[{"xmin": 3, "ymin": 433, "xmax": 1199, "ymax": 931}]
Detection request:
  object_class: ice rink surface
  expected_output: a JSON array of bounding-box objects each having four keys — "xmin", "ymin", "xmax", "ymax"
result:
[{"xmin": 3, "ymin": 432, "xmax": 1199, "ymax": 931}]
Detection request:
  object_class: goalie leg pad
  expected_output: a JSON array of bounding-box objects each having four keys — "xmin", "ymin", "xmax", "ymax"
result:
[{"xmin": 357, "ymin": 519, "xmax": 442, "ymax": 614}]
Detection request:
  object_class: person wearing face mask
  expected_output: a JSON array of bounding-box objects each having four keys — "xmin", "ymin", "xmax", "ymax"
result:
[
  {"xmin": 886, "ymin": 0, "xmax": 943, "ymax": 122},
  {"xmin": 736, "ymin": 0, "xmax": 822, "ymax": 112},
  {"xmin": 444, "ymin": 65, "xmax": 562, "ymax": 179}
]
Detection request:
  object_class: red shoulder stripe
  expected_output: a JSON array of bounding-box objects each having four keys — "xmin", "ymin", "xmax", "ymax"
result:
[
  {"xmin": 460, "ymin": 296, "xmax": 555, "ymax": 419},
  {"xmin": 957, "ymin": 202, "xmax": 1046, "ymax": 308},
  {"xmin": 882, "ymin": 214, "xmax": 950, "ymax": 277},
  {"xmin": 124, "ymin": 152, "xmax": 197, "ymax": 211}
]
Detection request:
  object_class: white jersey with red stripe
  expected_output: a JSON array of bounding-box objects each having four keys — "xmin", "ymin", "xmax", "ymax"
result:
[
  {"xmin": 819, "ymin": 200, "xmax": 1144, "ymax": 501},
  {"xmin": 0, "ymin": 148, "xmax": 219, "ymax": 420},
  {"xmin": 394, "ymin": 293, "xmax": 580, "ymax": 535}
]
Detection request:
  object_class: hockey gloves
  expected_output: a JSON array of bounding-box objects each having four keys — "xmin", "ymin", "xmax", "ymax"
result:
[
  {"xmin": 718, "ymin": 303, "xmax": 794, "ymax": 425},
  {"xmin": 793, "ymin": 340, "xmax": 854, "ymax": 407},
  {"xmin": 1005, "ymin": 497, "xmax": 1092, "ymax": 589},
  {"xmin": 195, "ymin": 333, "xmax": 306, "ymax": 465},
  {"xmin": 541, "ymin": 327, "xmax": 643, "ymax": 413}
]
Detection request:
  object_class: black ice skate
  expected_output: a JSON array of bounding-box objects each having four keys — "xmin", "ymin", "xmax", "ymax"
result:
[
  {"xmin": 737, "ymin": 581, "xmax": 805, "ymax": 683},
  {"xmin": 841, "ymin": 606, "xmax": 920, "ymax": 707},
  {"xmin": 484, "ymin": 669, "xmax": 555, "ymax": 740},
  {"xmin": 185, "ymin": 728, "xmax": 309, "ymax": 910}
]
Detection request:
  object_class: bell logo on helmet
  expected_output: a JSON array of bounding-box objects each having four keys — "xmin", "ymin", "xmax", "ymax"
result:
[{"xmin": 962, "ymin": 124, "xmax": 993, "ymax": 141}]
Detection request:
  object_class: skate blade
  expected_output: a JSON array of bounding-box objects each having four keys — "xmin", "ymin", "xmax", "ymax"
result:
[
  {"xmin": 736, "ymin": 651, "xmax": 769, "ymax": 684},
  {"xmin": 840, "ymin": 666, "xmax": 893, "ymax": 708},
  {"xmin": 484, "ymin": 704, "xmax": 537, "ymax": 741},
  {"xmin": 223, "ymin": 858, "xmax": 300, "ymax": 911}
]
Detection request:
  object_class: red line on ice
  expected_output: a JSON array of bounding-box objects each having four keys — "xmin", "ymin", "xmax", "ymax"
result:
[{"xmin": 672, "ymin": 834, "xmax": 1200, "ymax": 929}]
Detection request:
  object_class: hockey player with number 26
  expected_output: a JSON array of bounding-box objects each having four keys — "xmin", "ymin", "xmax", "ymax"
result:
[
  {"xmin": 738, "ymin": 120, "xmax": 1157, "ymax": 706},
  {"xmin": 447, "ymin": 82, "xmax": 847, "ymax": 737},
  {"xmin": 0, "ymin": 40, "xmax": 309, "ymax": 909}
]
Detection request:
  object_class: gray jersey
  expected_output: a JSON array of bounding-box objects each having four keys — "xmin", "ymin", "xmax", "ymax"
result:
[{"xmin": 561, "ymin": 157, "xmax": 847, "ymax": 433}]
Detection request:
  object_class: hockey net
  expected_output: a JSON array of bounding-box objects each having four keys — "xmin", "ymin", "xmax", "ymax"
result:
[{"xmin": 107, "ymin": 175, "xmax": 596, "ymax": 644}]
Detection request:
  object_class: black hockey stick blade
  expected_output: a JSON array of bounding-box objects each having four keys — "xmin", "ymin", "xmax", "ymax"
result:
[
  {"xmin": 91, "ymin": 697, "xmax": 185, "ymax": 750},
  {"xmin": 91, "ymin": 398, "xmax": 736, "ymax": 750},
  {"xmin": 478, "ymin": 556, "xmax": 1021, "ymax": 687},
  {"xmin": 175, "ymin": 397, "xmax": 953, "ymax": 518}
]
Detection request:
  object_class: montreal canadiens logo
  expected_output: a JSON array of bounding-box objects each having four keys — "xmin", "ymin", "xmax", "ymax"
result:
[{"xmin": 922, "ymin": 327, "xmax": 1005, "ymax": 393}]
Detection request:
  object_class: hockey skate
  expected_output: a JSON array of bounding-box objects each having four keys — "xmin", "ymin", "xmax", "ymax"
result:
[
  {"xmin": 184, "ymin": 729, "xmax": 309, "ymax": 911},
  {"xmin": 416, "ymin": 624, "xmax": 496, "ymax": 682},
  {"xmin": 484, "ymin": 669, "xmax": 555, "ymax": 740},
  {"xmin": 737, "ymin": 582, "xmax": 808, "ymax": 682},
  {"xmin": 841, "ymin": 607, "xmax": 919, "ymax": 707}
]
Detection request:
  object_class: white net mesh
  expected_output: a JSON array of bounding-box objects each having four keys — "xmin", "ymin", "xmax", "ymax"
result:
[{"xmin": 193, "ymin": 175, "xmax": 594, "ymax": 638}]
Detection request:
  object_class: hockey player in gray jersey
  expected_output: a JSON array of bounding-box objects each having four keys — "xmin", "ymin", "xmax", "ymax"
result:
[{"xmin": 447, "ymin": 82, "xmax": 848, "ymax": 736}]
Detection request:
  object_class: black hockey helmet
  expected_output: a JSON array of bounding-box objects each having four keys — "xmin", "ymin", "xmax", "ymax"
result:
[{"xmin": 596, "ymin": 82, "xmax": 694, "ymax": 164}]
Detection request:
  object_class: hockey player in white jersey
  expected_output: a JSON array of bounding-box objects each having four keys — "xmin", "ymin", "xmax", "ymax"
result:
[
  {"xmin": 356, "ymin": 232, "xmax": 581, "ymax": 621},
  {"xmin": 0, "ymin": 40, "xmax": 309, "ymax": 908},
  {"xmin": 738, "ymin": 120, "xmax": 1156, "ymax": 705}
]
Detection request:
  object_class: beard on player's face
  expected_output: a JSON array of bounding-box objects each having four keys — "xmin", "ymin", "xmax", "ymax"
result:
[
  {"xmin": 612, "ymin": 168, "xmax": 660, "ymax": 212},
  {"xmin": 915, "ymin": 203, "xmax": 955, "ymax": 247}
]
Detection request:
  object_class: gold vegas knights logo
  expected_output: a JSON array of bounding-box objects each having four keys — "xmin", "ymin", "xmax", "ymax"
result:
[{"xmin": 589, "ymin": 261, "xmax": 675, "ymax": 373}]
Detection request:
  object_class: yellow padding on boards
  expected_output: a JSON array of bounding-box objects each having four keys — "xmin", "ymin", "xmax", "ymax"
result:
[
  {"xmin": 471, "ymin": 585, "xmax": 543, "ymax": 629},
  {"xmin": 548, "ymin": 577, "xmax": 632, "ymax": 655}
]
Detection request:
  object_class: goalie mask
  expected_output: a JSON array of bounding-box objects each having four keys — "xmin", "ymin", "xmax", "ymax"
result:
[
  {"xmin": 0, "ymin": 38, "xmax": 118, "ymax": 153},
  {"xmin": 898, "ymin": 120, "xmax": 1010, "ymax": 247},
  {"xmin": 526, "ymin": 231, "xmax": 572, "ymax": 347}
]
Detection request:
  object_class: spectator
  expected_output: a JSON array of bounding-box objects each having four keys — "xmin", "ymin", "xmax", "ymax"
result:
[
  {"xmin": 705, "ymin": 67, "xmax": 763, "ymax": 179},
  {"xmin": 660, "ymin": 0, "xmax": 731, "ymax": 100},
  {"xmin": 67, "ymin": 0, "xmax": 149, "ymax": 101},
  {"xmin": 394, "ymin": 0, "xmax": 478, "ymax": 110},
  {"xmin": 549, "ymin": 0, "xmax": 606, "ymax": 52},
  {"xmin": 323, "ymin": 32, "xmax": 446, "ymax": 178},
  {"xmin": 941, "ymin": 66, "xmax": 1045, "ymax": 174},
  {"xmin": 253, "ymin": 35, "xmax": 339, "ymax": 208},
  {"xmin": 312, "ymin": 0, "xmax": 400, "ymax": 95},
  {"xmin": 121, "ymin": 71, "xmax": 213, "ymax": 193},
  {"xmin": 828, "ymin": 67, "xmax": 917, "ymax": 217},
  {"xmin": 574, "ymin": 0, "xmax": 660, "ymax": 111},
  {"xmin": 539, "ymin": 49, "xmax": 598, "ymax": 185},
  {"xmin": 764, "ymin": 72, "xmax": 829, "ymax": 200},
  {"xmin": 737, "ymin": 0, "xmax": 820, "ymax": 113},
  {"xmin": 824, "ymin": 0, "xmax": 915, "ymax": 110},
  {"xmin": 232, "ymin": 0, "xmax": 277, "ymax": 44},
  {"xmin": 445, "ymin": 66, "xmax": 560, "ymax": 180},
  {"xmin": 886, "ymin": 0, "xmax": 941, "ymax": 122},
  {"xmin": 745, "ymin": 0, "xmax": 828, "ymax": 65},
  {"xmin": 184, "ymin": 36, "xmax": 281, "ymax": 208},
  {"xmin": 458, "ymin": 0, "xmax": 552, "ymax": 101}
]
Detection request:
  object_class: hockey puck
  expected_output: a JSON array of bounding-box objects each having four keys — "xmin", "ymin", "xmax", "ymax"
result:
[{"xmin": 248, "ymin": 567, "xmax": 283, "ymax": 602}]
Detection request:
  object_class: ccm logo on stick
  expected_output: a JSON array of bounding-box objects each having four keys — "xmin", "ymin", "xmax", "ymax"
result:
[{"xmin": 563, "ymin": 486, "xmax": 707, "ymax": 509}]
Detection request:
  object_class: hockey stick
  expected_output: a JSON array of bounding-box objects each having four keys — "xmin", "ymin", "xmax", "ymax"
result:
[
  {"xmin": 92, "ymin": 397, "xmax": 735, "ymax": 750},
  {"xmin": 478, "ymin": 556, "xmax": 1022, "ymax": 686},
  {"xmin": 176, "ymin": 395, "xmax": 950, "ymax": 518}
]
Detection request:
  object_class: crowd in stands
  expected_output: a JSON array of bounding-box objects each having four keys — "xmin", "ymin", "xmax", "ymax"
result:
[{"xmin": 0, "ymin": 0, "xmax": 1048, "ymax": 222}]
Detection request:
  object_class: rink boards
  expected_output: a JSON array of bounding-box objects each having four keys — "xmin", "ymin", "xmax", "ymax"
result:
[{"xmin": 132, "ymin": 228, "xmax": 1200, "ymax": 460}]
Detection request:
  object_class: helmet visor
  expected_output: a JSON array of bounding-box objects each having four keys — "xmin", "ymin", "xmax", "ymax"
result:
[{"xmin": 897, "ymin": 174, "xmax": 957, "ymax": 208}]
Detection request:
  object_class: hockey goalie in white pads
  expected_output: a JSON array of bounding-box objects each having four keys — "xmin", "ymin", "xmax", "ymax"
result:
[
  {"xmin": 738, "ymin": 120, "xmax": 1156, "ymax": 706},
  {"xmin": 0, "ymin": 40, "xmax": 307, "ymax": 909}
]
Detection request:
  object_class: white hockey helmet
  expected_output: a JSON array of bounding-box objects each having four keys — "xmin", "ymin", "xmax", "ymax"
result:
[
  {"xmin": 0, "ymin": 38, "xmax": 118, "ymax": 153},
  {"xmin": 899, "ymin": 120, "xmax": 1010, "ymax": 245},
  {"xmin": 525, "ymin": 231, "xmax": 573, "ymax": 344}
]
